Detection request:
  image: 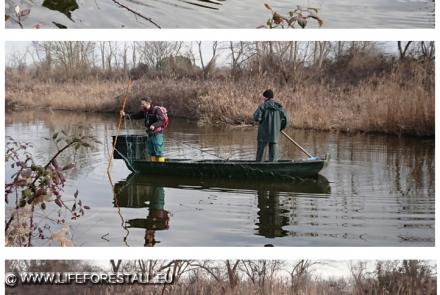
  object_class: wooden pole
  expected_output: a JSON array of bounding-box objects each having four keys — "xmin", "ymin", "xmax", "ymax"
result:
[
  {"xmin": 281, "ymin": 130, "xmax": 313, "ymax": 158},
  {"xmin": 107, "ymin": 80, "xmax": 133, "ymax": 174}
]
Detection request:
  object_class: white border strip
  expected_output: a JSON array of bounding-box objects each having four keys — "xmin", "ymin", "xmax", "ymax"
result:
[
  {"xmin": 3, "ymin": 247, "xmax": 439, "ymax": 260},
  {"xmin": 2, "ymin": 29, "xmax": 437, "ymax": 42}
]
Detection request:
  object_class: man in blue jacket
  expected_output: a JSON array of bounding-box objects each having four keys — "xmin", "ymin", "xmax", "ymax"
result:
[{"xmin": 253, "ymin": 89, "xmax": 288, "ymax": 162}]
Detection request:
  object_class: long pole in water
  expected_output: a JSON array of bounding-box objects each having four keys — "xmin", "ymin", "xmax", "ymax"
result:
[
  {"xmin": 107, "ymin": 80, "xmax": 133, "ymax": 174},
  {"xmin": 281, "ymin": 130, "xmax": 313, "ymax": 158}
]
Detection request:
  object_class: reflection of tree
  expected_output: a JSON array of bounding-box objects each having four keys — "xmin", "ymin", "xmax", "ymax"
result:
[
  {"xmin": 42, "ymin": 0, "xmax": 79, "ymax": 19},
  {"xmin": 126, "ymin": 0, "xmax": 224, "ymax": 11},
  {"xmin": 326, "ymin": 132, "xmax": 434, "ymax": 216},
  {"xmin": 256, "ymin": 190, "xmax": 289, "ymax": 238}
]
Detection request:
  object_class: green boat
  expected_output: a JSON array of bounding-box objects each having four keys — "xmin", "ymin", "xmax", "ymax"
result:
[{"xmin": 113, "ymin": 135, "xmax": 329, "ymax": 179}]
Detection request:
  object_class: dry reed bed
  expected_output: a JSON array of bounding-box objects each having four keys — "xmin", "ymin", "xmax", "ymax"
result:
[{"xmin": 6, "ymin": 67, "xmax": 434, "ymax": 136}]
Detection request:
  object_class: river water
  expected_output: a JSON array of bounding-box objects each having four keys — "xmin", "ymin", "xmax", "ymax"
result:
[
  {"xmin": 5, "ymin": 111, "xmax": 435, "ymax": 246},
  {"xmin": 5, "ymin": 0, "xmax": 435, "ymax": 28}
]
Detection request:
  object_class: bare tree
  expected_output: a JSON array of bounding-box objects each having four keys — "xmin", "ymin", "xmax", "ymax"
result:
[
  {"xmin": 227, "ymin": 42, "xmax": 255, "ymax": 79},
  {"xmin": 419, "ymin": 41, "xmax": 435, "ymax": 62},
  {"xmin": 398, "ymin": 41, "xmax": 413, "ymax": 60},
  {"xmin": 288, "ymin": 260, "xmax": 318, "ymax": 292},
  {"xmin": 99, "ymin": 42, "xmax": 106, "ymax": 70},
  {"xmin": 240, "ymin": 260, "xmax": 284, "ymax": 294},
  {"xmin": 350, "ymin": 261, "xmax": 368, "ymax": 295},
  {"xmin": 131, "ymin": 41, "xmax": 138, "ymax": 68},
  {"xmin": 313, "ymin": 41, "xmax": 332, "ymax": 68},
  {"xmin": 193, "ymin": 260, "xmax": 241, "ymax": 291},
  {"xmin": 120, "ymin": 42, "xmax": 129, "ymax": 75},
  {"xmin": 138, "ymin": 41, "xmax": 183, "ymax": 69},
  {"xmin": 197, "ymin": 41, "xmax": 218, "ymax": 80},
  {"xmin": 33, "ymin": 41, "xmax": 95, "ymax": 79}
]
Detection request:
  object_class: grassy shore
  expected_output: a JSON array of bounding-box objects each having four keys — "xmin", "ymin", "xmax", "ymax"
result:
[{"xmin": 6, "ymin": 65, "xmax": 434, "ymax": 137}]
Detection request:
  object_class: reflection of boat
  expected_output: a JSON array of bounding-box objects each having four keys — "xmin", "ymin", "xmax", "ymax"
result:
[
  {"xmin": 116, "ymin": 173, "xmax": 331, "ymax": 195},
  {"xmin": 114, "ymin": 173, "xmax": 330, "ymax": 246},
  {"xmin": 114, "ymin": 173, "xmax": 330, "ymax": 243},
  {"xmin": 113, "ymin": 135, "xmax": 329, "ymax": 179}
]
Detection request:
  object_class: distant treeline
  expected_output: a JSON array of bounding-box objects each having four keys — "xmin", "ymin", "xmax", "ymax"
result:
[
  {"xmin": 6, "ymin": 41, "xmax": 434, "ymax": 83},
  {"xmin": 6, "ymin": 260, "xmax": 437, "ymax": 295},
  {"xmin": 6, "ymin": 41, "xmax": 435, "ymax": 136}
]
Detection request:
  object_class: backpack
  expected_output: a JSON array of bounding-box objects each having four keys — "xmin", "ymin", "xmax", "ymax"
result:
[{"xmin": 155, "ymin": 106, "xmax": 169, "ymax": 129}]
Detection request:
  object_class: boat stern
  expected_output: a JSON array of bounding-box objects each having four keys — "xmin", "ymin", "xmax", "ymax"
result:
[{"xmin": 322, "ymin": 153, "xmax": 331, "ymax": 167}]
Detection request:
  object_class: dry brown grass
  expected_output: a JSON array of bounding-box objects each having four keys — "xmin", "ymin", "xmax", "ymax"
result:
[
  {"xmin": 5, "ymin": 79, "xmax": 124, "ymax": 112},
  {"xmin": 2, "ymin": 279, "xmax": 349, "ymax": 295},
  {"xmin": 6, "ymin": 277, "xmax": 436, "ymax": 295},
  {"xmin": 6, "ymin": 63, "xmax": 434, "ymax": 136}
]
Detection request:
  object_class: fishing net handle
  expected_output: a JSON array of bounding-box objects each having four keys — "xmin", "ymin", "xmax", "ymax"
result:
[{"xmin": 107, "ymin": 80, "xmax": 133, "ymax": 172}]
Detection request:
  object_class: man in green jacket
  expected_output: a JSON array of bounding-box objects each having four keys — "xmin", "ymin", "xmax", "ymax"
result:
[{"xmin": 253, "ymin": 89, "xmax": 288, "ymax": 162}]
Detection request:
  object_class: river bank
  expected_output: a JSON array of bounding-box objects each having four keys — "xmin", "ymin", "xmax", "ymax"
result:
[{"xmin": 6, "ymin": 73, "xmax": 434, "ymax": 137}]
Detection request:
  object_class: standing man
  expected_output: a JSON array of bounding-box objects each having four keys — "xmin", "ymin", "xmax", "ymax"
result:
[
  {"xmin": 121, "ymin": 98, "xmax": 169, "ymax": 162},
  {"xmin": 253, "ymin": 89, "xmax": 288, "ymax": 162}
]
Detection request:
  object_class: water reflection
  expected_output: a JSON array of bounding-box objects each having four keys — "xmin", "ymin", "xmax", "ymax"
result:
[
  {"xmin": 113, "ymin": 173, "xmax": 330, "ymax": 245},
  {"xmin": 42, "ymin": 0, "xmax": 78, "ymax": 19},
  {"xmin": 114, "ymin": 176, "xmax": 170, "ymax": 247},
  {"xmin": 125, "ymin": 0, "xmax": 224, "ymax": 11},
  {"xmin": 179, "ymin": 0, "xmax": 224, "ymax": 10},
  {"xmin": 256, "ymin": 191, "xmax": 289, "ymax": 238}
]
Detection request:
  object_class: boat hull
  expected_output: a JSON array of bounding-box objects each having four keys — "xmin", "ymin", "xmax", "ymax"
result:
[
  {"xmin": 113, "ymin": 135, "xmax": 329, "ymax": 179},
  {"xmin": 127, "ymin": 158, "xmax": 328, "ymax": 179}
]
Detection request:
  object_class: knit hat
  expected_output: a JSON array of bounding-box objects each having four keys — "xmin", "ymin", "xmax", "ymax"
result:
[{"xmin": 263, "ymin": 89, "xmax": 274, "ymax": 99}]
